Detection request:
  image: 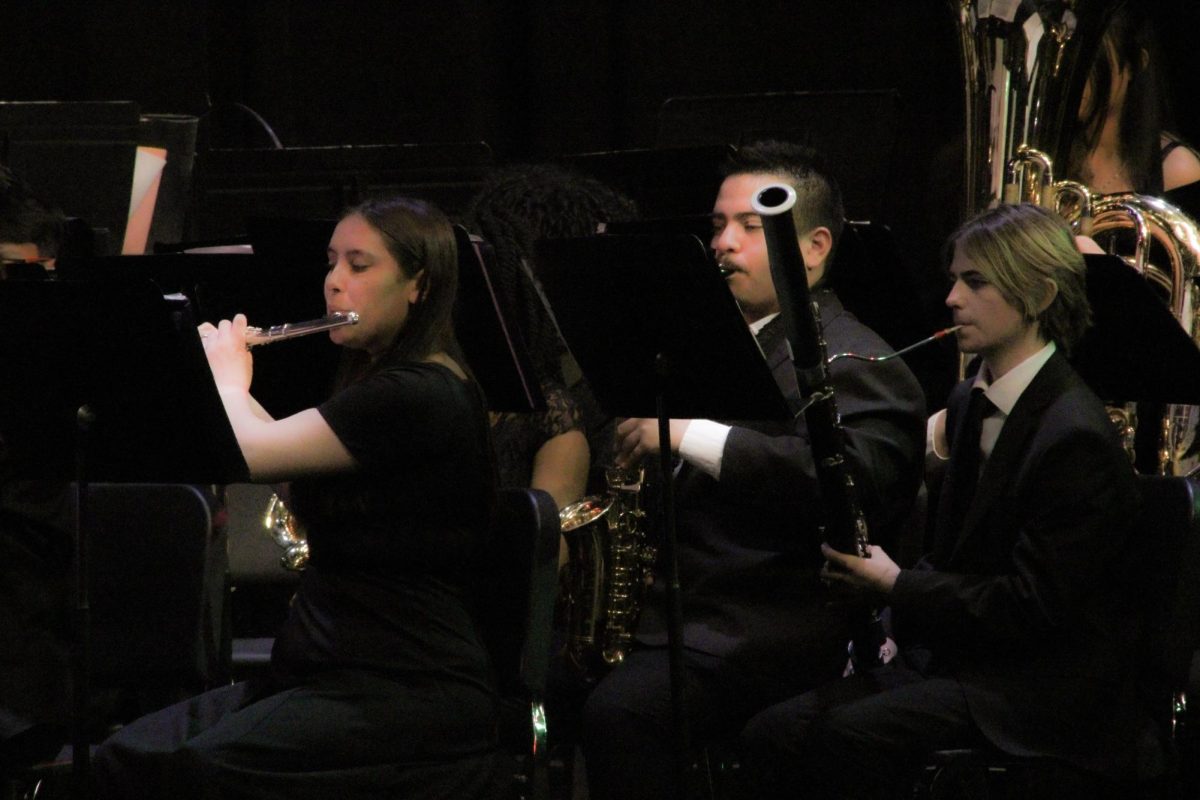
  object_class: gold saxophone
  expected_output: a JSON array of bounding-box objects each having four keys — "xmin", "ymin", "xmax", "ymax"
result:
[
  {"xmin": 556, "ymin": 465, "xmax": 655, "ymax": 675},
  {"xmin": 954, "ymin": 0, "xmax": 1200, "ymax": 474},
  {"xmin": 264, "ymin": 492, "xmax": 309, "ymax": 571}
]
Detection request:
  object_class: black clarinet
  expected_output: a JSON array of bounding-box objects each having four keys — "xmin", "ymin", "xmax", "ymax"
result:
[{"xmin": 752, "ymin": 183, "xmax": 882, "ymax": 668}]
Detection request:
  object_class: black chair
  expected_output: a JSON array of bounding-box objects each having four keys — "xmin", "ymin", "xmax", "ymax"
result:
[
  {"xmin": 473, "ymin": 488, "xmax": 562, "ymax": 800},
  {"xmin": 224, "ymin": 482, "xmax": 301, "ymax": 682},
  {"xmin": 917, "ymin": 474, "xmax": 1200, "ymax": 800},
  {"xmin": 4, "ymin": 483, "xmax": 222, "ymax": 799},
  {"xmin": 87, "ymin": 483, "xmax": 227, "ymax": 702},
  {"xmin": 221, "ymin": 484, "xmax": 563, "ymax": 799},
  {"xmin": 1133, "ymin": 474, "xmax": 1200, "ymax": 797}
]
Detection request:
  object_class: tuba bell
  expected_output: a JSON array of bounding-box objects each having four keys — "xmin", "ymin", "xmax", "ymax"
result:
[{"xmin": 953, "ymin": 0, "xmax": 1200, "ymax": 475}]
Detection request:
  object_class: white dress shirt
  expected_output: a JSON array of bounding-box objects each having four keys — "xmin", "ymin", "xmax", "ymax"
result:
[{"xmin": 677, "ymin": 313, "xmax": 780, "ymax": 480}]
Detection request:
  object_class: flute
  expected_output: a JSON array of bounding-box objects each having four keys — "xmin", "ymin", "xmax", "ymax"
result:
[{"xmin": 244, "ymin": 311, "xmax": 359, "ymax": 347}]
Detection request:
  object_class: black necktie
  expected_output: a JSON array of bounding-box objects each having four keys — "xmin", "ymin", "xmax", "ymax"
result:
[
  {"xmin": 948, "ymin": 387, "xmax": 991, "ymax": 532},
  {"xmin": 755, "ymin": 316, "xmax": 783, "ymax": 352}
]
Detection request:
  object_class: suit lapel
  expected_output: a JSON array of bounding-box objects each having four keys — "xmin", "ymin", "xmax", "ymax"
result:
[
  {"xmin": 950, "ymin": 352, "xmax": 1072, "ymax": 561},
  {"xmin": 756, "ymin": 315, "xmax": 788, "ymax": 372},
  {"xmin": 754, "ymin": 315, "xmax": 800, "ymax": 413}
]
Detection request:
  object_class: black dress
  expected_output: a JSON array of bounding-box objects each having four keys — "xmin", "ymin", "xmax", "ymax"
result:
[
  {"xmin": 93, "ymin": 358, "xmax": 510, "ymax": 800},
  {"xmin": 489, "ymin": 381, "xmax": 583, "ymax": 492},
  {"xmin": 1162, "ymin": 138, "xmax": 1200, "ymax": 223}
]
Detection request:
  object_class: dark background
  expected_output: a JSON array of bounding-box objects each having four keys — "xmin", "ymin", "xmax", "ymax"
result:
[{"xmin": 5, "ymin": 0, "xmax": 1199, "ymax": 406}]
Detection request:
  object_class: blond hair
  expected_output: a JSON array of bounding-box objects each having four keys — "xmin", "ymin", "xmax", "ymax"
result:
[{"xmin": 948, "ymin": 203, "xmax": 1091, "ymax": 353}]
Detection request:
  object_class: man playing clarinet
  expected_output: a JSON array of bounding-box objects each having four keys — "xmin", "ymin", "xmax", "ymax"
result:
[
  {"xmin": 741, "ymin": 202, "xmax": 1142, "ymax": 798},
  {"xmin": 580, "ymin": 141, "xmax": 926, "ymax": 800}
]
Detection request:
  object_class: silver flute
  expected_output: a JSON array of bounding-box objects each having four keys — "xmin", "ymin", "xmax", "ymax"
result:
[{"xmin": 244, "ymin": 311, "xmax": 359, "ymax": 347}]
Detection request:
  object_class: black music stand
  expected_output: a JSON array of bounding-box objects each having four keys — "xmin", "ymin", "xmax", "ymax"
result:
[
  {"xmin": 0, "ymin": 278, "xmax": 248, "ymax": 797},
  {"xmin": 656, "ymin": 90, "xmax": 902, "ymax": 223},
  {"xmin": 55, "ymin": 251, "xmax": 335, "ymax": 420},
  {"xmin": 534, "ymin": 233, "xmax": 788, "ymax": 794},
  {"xmin": 556, "ymin": 145, "xmax": 734, "ymax": 218},
  {"xmin": 605, "ymin": 217, "xmax": 934, "ymax": 360},
  {"xmin": 605, "ymin": 214, "xmax": 715, "ymax": 243},
  {"xmin": 533, "ymin": 235, "xmax": 787, "ymax": 420},
  {"xmin": 139, "ymin": 113, "xmax": 200, "ymax": 251},
  {"xmin": 247, "ymin": 216, "xmax": 336, "ymax": 264},
  {"xmin": 1072, "ymin": 253, "xmax": 1200, "ymax": 405},
  {"xmin": 188, "ymin": 142, "xmax": 494, "ymax": 241},
  {"xmin": 0, "ymin": 101, "xmax": 141, "ymax": 255},
  {"xmin": 59, "ymin": 218, "xmax": 547, "ymax": 420},
  {"xmin": 452, "ymin": 226, "xmax": 544, "ymax": 414}
]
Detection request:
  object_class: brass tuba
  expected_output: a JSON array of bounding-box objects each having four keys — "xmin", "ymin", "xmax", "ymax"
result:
[
  {"xmin": 954, "ymin": 0, "xmax": 1200, "ymax": 475},
  {"xmin": 954, "ymin": 0, "xmax": 1110, "ymax": 217},
  {"xmin": 1085, "ymin": 193, "xmax": 1200, "ymax": 473},
  {"xmin": 556, "ymin": 465, "xmax": 655, "ymax": 675}
]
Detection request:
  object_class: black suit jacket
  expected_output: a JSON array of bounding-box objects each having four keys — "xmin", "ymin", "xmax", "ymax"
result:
[
  {"xmin": 891, "ymin": 350, "xmax": 1141, "ymax": 776},
  {"xmin": 636, "ymin": 290, "xmax": 926, "ymax": 682}
]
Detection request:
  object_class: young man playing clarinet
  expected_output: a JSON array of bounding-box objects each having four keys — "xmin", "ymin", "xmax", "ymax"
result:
[
  {"xmin": 740, "ymin": 202, "xmax": 1142, "ymax": 798},
  {"xmin": 579, "ymin": 141, "xmax": 926, "ymax": 800}
]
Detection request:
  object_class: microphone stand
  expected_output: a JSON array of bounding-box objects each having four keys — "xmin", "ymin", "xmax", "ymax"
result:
[{"xmin": 654, "ymin": 353, "xmax": 695, "ymax": 797}]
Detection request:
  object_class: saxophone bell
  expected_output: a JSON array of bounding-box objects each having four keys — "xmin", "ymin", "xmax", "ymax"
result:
[
  {"xmin": 264, "ymin": 493, "xmax": 309, "ymax": 571},
  {"xmin": 557, "ymin": 464, "xmax": 654, "ymax": 675}
]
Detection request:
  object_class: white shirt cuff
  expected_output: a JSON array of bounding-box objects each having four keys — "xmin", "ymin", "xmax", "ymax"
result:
[{"xmin": 679, "ymin": 419, "xmax": 732, "ymax": 480}]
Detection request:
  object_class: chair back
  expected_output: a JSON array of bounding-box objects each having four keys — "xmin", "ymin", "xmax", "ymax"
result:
[
  {"xmin": 471, "ymin": 487, "xmax": 561, "ymax": 799},
  {"xmin": 474, "ymin": 488, "xmax": 560, "ymax": 701},
  {"xmin": 1134, "ymin": 475, "xmax": 1200, "ymax": 736},
  {"xmin": 916, "ymin": 474, "xmax": 1200, "ymax": 798},
  {"xmin": 87, "ymin": 483, "xmax": 222, "ymax": 690}
]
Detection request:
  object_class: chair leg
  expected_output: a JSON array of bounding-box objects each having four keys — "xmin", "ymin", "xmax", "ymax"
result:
[
  {"xmin": 528, "ymin": 701, "xmax": 549, "ymax": 800},
  {"xmin": 927, "ymin": 758, "xmax": 990, "ymax": 800},
  {"xmin": 695, "ymin": 742, "xmax": 741, "ymax": 800},
  {"xmin": 3, "ymin": 771, "xmax": 55, "ymax": 800}
]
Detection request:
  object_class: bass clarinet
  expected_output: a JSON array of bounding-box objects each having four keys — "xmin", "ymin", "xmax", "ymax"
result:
[{"xmin": 752, "ymin": 183, "xmax": 882, "ymax": 668}]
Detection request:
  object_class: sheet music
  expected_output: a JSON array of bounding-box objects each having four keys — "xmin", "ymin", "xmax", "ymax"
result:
[{"xmin": 122, "ymin": 146, "xmax": 167, "ymax": 255}]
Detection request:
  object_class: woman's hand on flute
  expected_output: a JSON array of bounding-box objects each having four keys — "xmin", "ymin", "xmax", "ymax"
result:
[{"xmin": 198, "ymin": 314, "xmax": 253, "ymax": 394}]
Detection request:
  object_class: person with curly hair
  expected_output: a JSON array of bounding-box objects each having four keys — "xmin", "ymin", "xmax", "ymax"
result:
[{"xmin": 464, "ymin": 163, "xmax": 639, "ymax": 508}]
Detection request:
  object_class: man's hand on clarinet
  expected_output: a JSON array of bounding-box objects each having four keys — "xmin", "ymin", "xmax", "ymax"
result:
[
  {"xmin": 820, "ymin": 543, "xmax": 900, "ymax": 594},
  {"xmin": 614, "ymin": 417, "xmax": 692, "ymax": 468}
]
